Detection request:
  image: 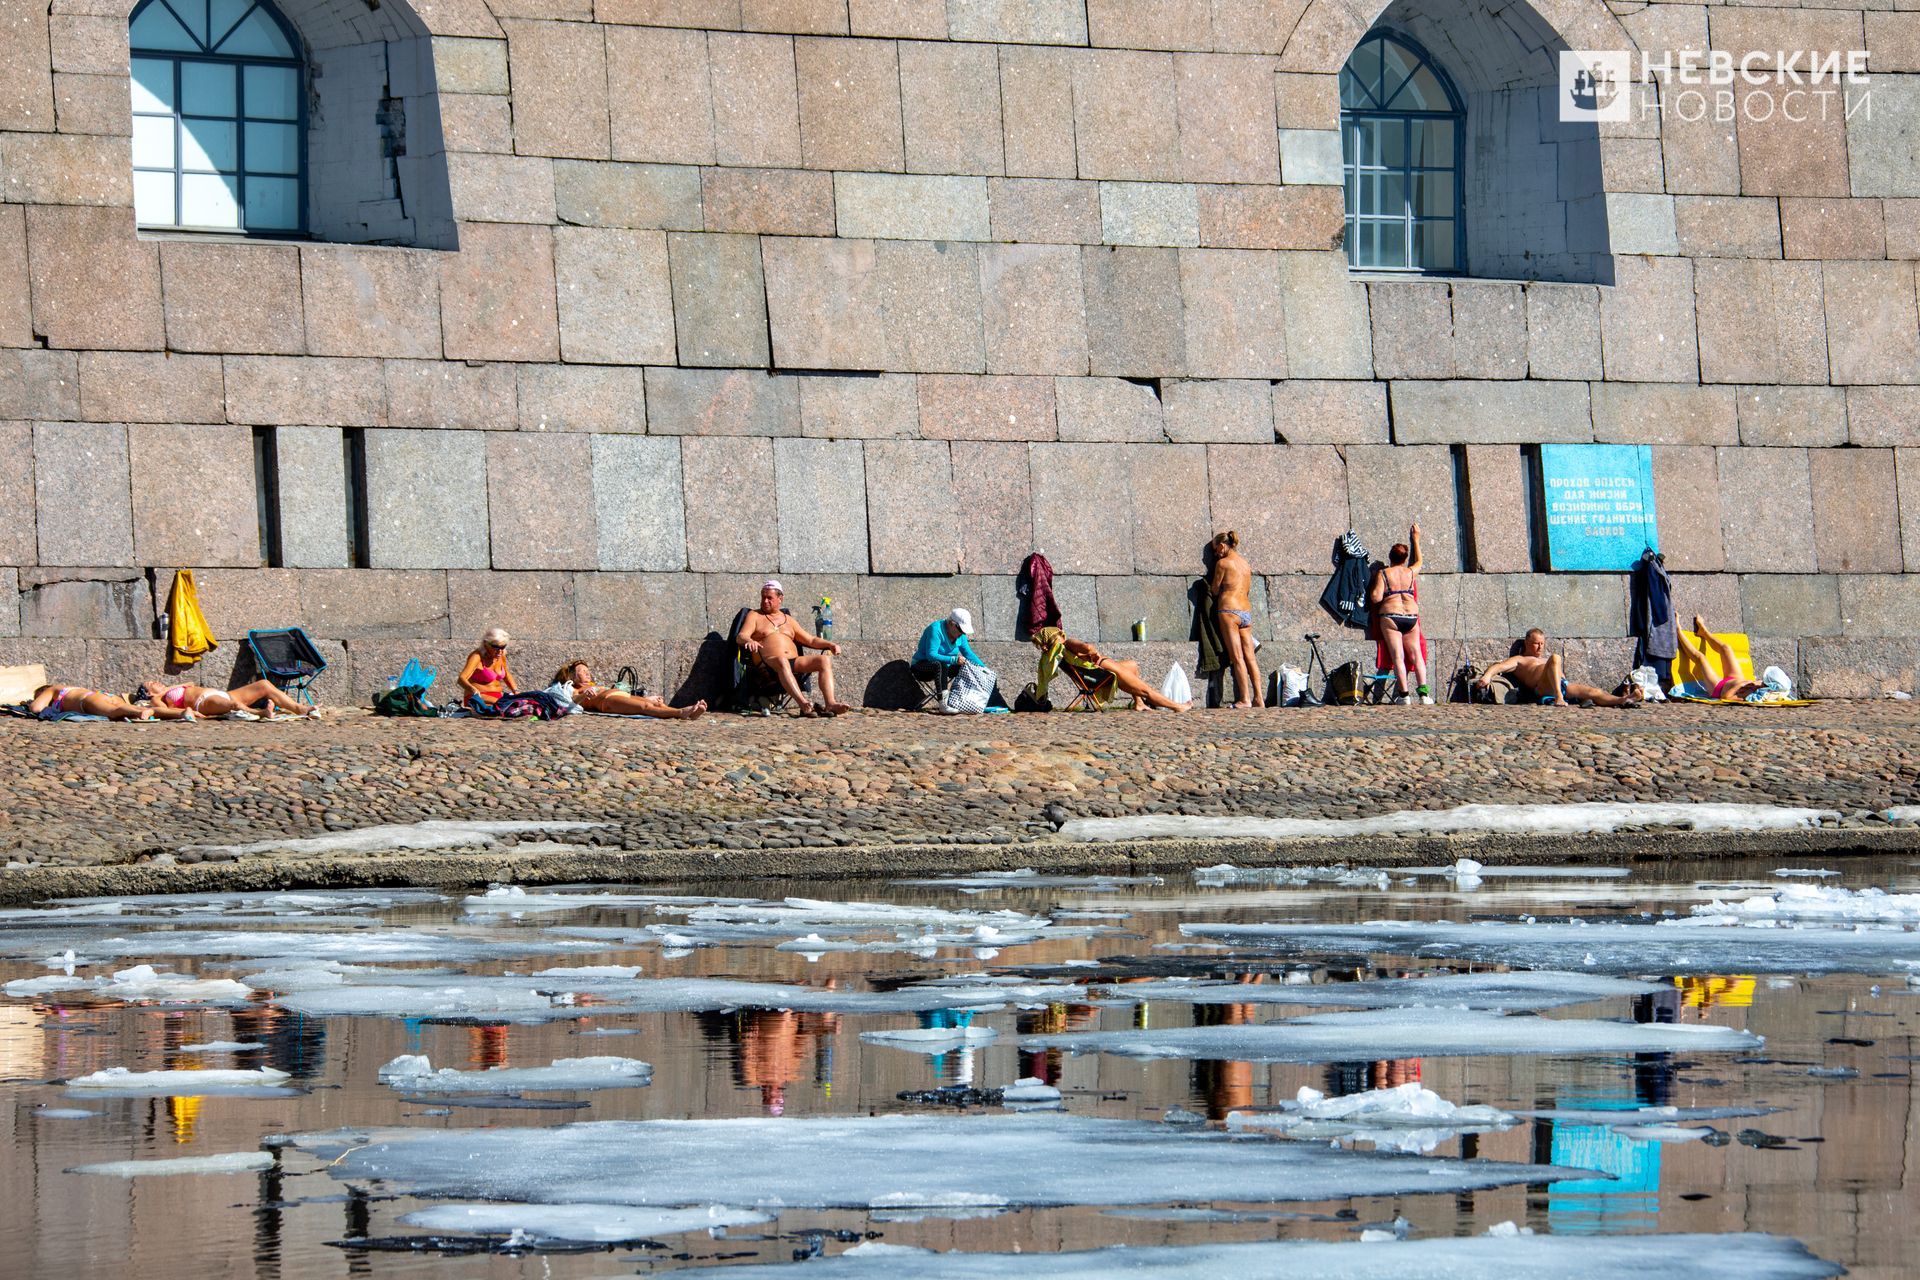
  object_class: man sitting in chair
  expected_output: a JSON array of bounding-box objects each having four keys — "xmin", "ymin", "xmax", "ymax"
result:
[
  {"xmin": 1473, "ymin": 627, "xmax": 1640, "ymax": 707},
  {"xmin": 912, "ymin": 608, "xmax": 985, "ymax": 702},
  {"xmin": 736, "ymin": 580, "xmax": 851, "ymax": 716}
]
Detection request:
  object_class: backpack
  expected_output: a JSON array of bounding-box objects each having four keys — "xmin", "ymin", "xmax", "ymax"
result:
[
  {"xmin": 373, "ymin": 686, "xmax": 436, "ymax": 717},
  {"xmin": 1449, "ymin": 663, "xmax": 1496, "ymax": 704},
  {"xmin": 1325, "ymin": 661, "xmax": 1363, "ymax": 706},
  {"xmin": 1013, "ymin": 682, "xmax": 1052, "ymax": 713}
]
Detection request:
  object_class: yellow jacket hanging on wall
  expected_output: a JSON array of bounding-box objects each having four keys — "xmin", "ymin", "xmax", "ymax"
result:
[{"xmin": 166, "ymin": 569, "xmax": 217, "ymax": 666}]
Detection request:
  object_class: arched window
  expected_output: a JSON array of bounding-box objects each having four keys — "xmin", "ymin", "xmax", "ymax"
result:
[
  {"xmin": 1340, "ymin": 31, "xmax": 1464, "ymax": 274},
  {"xmin": 129, "ymin": 0, "xmax": 304, "ymax": 234}
]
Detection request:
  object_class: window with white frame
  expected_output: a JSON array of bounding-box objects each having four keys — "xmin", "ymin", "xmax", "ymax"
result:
[
  {"xmin": 129, "ymin": 0, "xmax": 304, "ymax": 234},
  {"xmin": 1340, "ymin": 30, "xmax": 1464, "ymax": 273}
]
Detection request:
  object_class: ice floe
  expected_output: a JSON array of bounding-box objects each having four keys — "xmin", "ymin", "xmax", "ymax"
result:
[
  {"xmin": 1088, "ymin": 971, "xmax": 1663, "ymax": 1012},
  {"xmin": 1226, "ymin": 1084, "xmax": 1515, "ymax": 1154},
  {"xmin": 288, "ymin": 1114, "xmax": 1590, "ymax": 1208},
  {"xmin": 1020, "ymin": 1007, "xmax": 1761, "ymax": 1062},
  {"xmin": 4, "ymin": 964, "xmax": 253, "ymax": 1004},
  {"xmin": 396, "ymin": 1203, "xmax": 770, "ymax": 1243},
  {"xmin": 179, "ymin": 820, "xmax": 611, "ymax": 859},
  {"xmin": 860, "ymin": 1026, "xmax": 999, "ymax": 1053},
  {"xmin": 177, "ymin": 1040, "xmax": 265, "ymax": 1052},
  {"xmin": 378, "ymin": 1054, "xmax": 652, "ymax": 1093},
  {"xmin": 1194, "ymin": 864, "xmax": 1391, "ymax": 888},
  {"xmin": 1067, "ymin": 802, "xmax": 1841, "ymax": 843},
  {"xmin": 1691, "ymin": 883, "xmax": 1920, "ymax": 923},
  {"xmin": 11, "ymin": 928, "xmax": 604, "ymax": 966},
  {"xmin": 69, "ymin": 1152, "xmax": 275, "ymax": 1177},
  {"xmin": 463, "ymin": 886, "xmax": 754, "ymax": 914},
  {"xmin": 893, "ymin": 870, "xmax": 1164, "ymax": 891},
  {"xmin": 999, "ymin": 1079, "xmax": 1063, "ymax": 1111},
  {"xmin": 67, "ymin": 1066, "xmax": 295, "ymax": 1096}
]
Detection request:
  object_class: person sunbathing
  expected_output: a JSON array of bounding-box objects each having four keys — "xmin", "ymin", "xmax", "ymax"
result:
[
  {"xmin": 1030, "ymin": 626, "xmax": 1190, "ymax": 712},
  {"xmin": 736, "ymin": 581, "xmax": 850, "ymax": 716},
  {"xmin": 1672, "ymin": 615, "xmax": 1761, "ymax": 700},
  {"xmin": 140, "ymin": 678, "xmax": 320, "ymax": 720},
  {"xmin": 553, "ymin": 661, "xmax": 706, "ymax": 720},
  {"xmin": 1205, "ymin": 530, "xmax": 1262, "ymax": 708},
  {"xmin": 1474, "ymin": 628, "xmax": 1640, "ymax": 707},
  {"xmin": 458, "ymin": 628, "xmax": 518, "ymax": 706},
  {"xmin": 28, "ymin": 684, "xmax": 189, "ymax": 721},
  {"xmin": 1367, "ymin": 523, "xmax": 1431, "ymax": 704}
]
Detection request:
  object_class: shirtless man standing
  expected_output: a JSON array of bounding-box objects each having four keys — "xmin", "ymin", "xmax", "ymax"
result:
[
  {"xmin": 736, "ymin": 580, "xmax": 851, "ymax": 716},
  {"xmin": 1474, "ymin": 628, "xmax": 1640, "ymax": 707},
  {"xmin": 1206, "ymin": 531, "xmax": 1262, "ymax": 708}
]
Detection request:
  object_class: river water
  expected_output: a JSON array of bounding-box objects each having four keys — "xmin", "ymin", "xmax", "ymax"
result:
[{"xmin": 0, "ymin": 848, "xmax": 1914, "ymax": 1278}]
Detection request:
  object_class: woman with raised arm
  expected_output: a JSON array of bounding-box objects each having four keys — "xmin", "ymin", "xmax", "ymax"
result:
[{"xmin": 1367, "ymin": 523, "xmax": 1431, "ymax": 705}]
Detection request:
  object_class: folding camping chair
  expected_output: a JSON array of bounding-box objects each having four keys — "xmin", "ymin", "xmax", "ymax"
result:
[
  {"xmin": 1057, "ymin": 660, "xmax": 1119, "ymax": 712},
  {"xmin": 245, "ymin": 628, "xmax": 327, "ymax": 704},
  {"xmin": 726, "ymin": 606, "xmax": 812, "ymax": 714}
]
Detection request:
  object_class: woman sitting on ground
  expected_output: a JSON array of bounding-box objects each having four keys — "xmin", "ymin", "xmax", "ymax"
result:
[
  {"xmin": 139, "ymin": 678, "xmax": 319, "ymax": 720},
  {"xmin": 28, "ymin": 683, "xmax": 189, "ymax": 721},
  {"xmin": 458, "ymin": 628, "xmax": 518, "ymax": 706},
  {"xmin": 552, "ymin": 661, "xmax": 707, "ymax": 720},
  {"xmin": 1367, "ymin": 522, "xmax": 1431, "ymax": 704},
  {"xmin": 1673, "ymin": 615, "xmax": 1762, "ymax": 701},
  {"xmin": 1029, "ymin": 626, "xmax": 1190, "ymax": 712}
]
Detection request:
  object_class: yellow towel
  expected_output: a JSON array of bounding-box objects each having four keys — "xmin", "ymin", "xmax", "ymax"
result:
[
  {"xmin": 1668, "ymin": 630, "xmax": 1812, "ymax": 705},
  {"xmin": 166, "ymin": 569, "xmax": 217, "ymax": 666}
]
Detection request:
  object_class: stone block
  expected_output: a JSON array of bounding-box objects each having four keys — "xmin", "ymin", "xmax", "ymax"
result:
[
  {"xmin": 223, "ymin": 357, "xmax": 386, "ymax": 428},
  {"xmin": 1451, "ymin": 282, "xmax": 1526, "ymax": 380},
  {"xmin": 1128, "ymin": 444, "xmax": 1209, "ymax": 574},
  {"xmin": 439, "ymin": 223, "xmax": 560, "ymax": 363},
  {"xmin": 1072, "ymin": 49, "xmax": 1179, "ymax": 181},
  {"xmin": 1368, "ymin": 281, "xmax": 1453, "ymax": 380},
  {"xmin": 298, "ymin": 245, "xmax": 442, "ymax": 360},
  {"xmin": 552, "ymin": 227, "xmax": 675, "ymax": 365},
  {"xmin": 0, "ymin": 350, "xmax": 79, "ymax": 422},
  {"xmin": 592, "ymin": 435, "xmax": 686, "ymax": 571},
  {"xmin": 1029, "ymin": 443, "xmax": 1133, "ymax": 574},
  {"xmin": 518, "ymin": 365, "xmax": 647, "ymax": 433},
  {"xmin": 156, "ymin": 241, "xmax": 304, "ymax": 356},
  {"xmin": 919, "ymin": 374, "xmax": 1056, "ymax": 441},
  {"xmin": 646, "ymin": 367, "xmax": 800, "ymax": 436},
  {"xmin": 774, "ymin": 438, "xmax": 868, "ymax": 573},
  {"xmin": 502, "ymin": 19, "xmax": 609, "ymax": 158},
  {"xmin": 19, "ymin": 575, "xmax": 149, "ymax": 639},
  {"xmin": 1099, "ymin": 182, "xmax": 1199, "ymax": 247},
  {"xmin": 900, "ymin": 40, "xmax": 1003, "ymax": 175},
  {"xmin": 860, "ymin": 574, "xmax": 982, "ymax": 645},
  {"xmin": 1717, "ymin": 446, "xmax": 1815, "ymax": 573},
  {"xmin": 386, "ymin": 361, "xmax": 519, "ymax": 431},
  {"xmin": 0, "ymin": 0, "xmax": 52, "ymax": 131},
  {"xmin": 742, "ymin": 0, "xmax": 846, "ymax": 32},
  {"xmin": 1846, "ymin": 387, "xmax": 1920, "ymax": 447},
  {"xmin": 835, "ymin": 173, "xmax": 990, "ymax": 240},
  {"xmin": 485, "ymin": 433, "xmax": 597, "ymax": 570},
  {"xmin": 665, "ymin": 233, "xmax": 768, "ymax": 368},
  {"xmin": 682, "ymin": 436, "xmax": 774, "ymax": 572},
  {"xmin": 363, "ymin": 429, "xmax": 490, "ymax": 570},
  {"xmin": 128, "ymin": 424, "xmax": 257, "ymax": 567},
  {"xmin": 1277, "ymin": 128, "xmax": 1343, "ymax": 185},
  {"xmin": 709, "ymin": 33, "xmax": 801, "ymax": 168},
  {"xmin": 33, "ymin": 422, "xmax": 129, "ymax": 567},
  {"xmin": 795, "ymin": 36, "xmax": 901, "ymax": 172},
  {"xmin": 445, "ymin": 152, "xmax": 558, "ymax": 224},
  {"xmin": 1083, "ymin": 246, "xmax": 1186, "ymax": 377},
  {"xmin": 799, "ymin": 373, "xmax": 919, "ymax": 438},
  {"xmin": 1503, "ymin": 574, "xmax": 1627, "ymax": 639},
  {"xmin": 1674, "ymin": 195, "xmax": 1783, "ymax": 258},
  {"xmin": 574, "ymin": 571, "xmax": 708, "ymax": 641},
  {"xmin": 1178, "ymin": 248, "xmax": 1285, "ymax": 378},
  {"xmin": 1781, "ymin": 197, "xmax": 1886, "ymax": 259},
  {"xmin": 701, "ymin": 167, "xmax": 835, "ymax": 235},
  {"xmin": 1810, "ymin": 449, "xmax": 1902, "ymax": 574},
  {"xmin": 1055, "ymin": 376, "xmax": 1165, "ymax": 443},
  {"xmin": 1175, "ymin": 53, "xmax": 1279, "ymax": 183},
  {"xmin": 1604, "ymin": 192, "xmax": 1679, "ymax": 255},
  {"xmin": 28, "ymin": 207, "xmax": 160, "ymax": 351},
  {"xmin": 865, "ymin": 440, "xmax": 960, "ymax": 573},
  {"xmin": 595, "ymin": 0, "xmax": 738, "ymax": 25},
  {"xmin": 433, "ymin": 37, "xmax": 510, "ymax": 94},
  {"xmin": 951, "ymin": 441, "xmax": 1033, "ymax": 574},
  {"xmin": 1591, "ymin": 384, "xmax": 1738, "ymax": 446},
  {"xmin": 876, "ymin": 241, "xmax": 986, "ymax": 373},
  {"xmin": 1206, "ymin": 444, "xmax": 1347, "ymax": 574},
  {"xmin": 1344, "ymin": 445, "xmax": 1458, "ymax": 574},
  {"xmin": 1902, "ymin": 448, "xmax": 1920, "ymax": 570},
  {"xmin": 554, "ymin": 161, "xmax": 703, "ymax": 229},
  {"xmin": 850, "ymin": 0, "xmax": 945, "ymax": 38},
  {"xmin": 142, "ymin": 567, "xmax": 300, "ymax": 643},
  {"xmin": 948, "ymin": 0, "xmax": 1087, "ymax": 45},
  {"xmin": 1095, "ymin": 575, "xmax": 1203, "ymax": 645},
  {"xmin": 988, "ymin": 178, "xmax": 1102, "ymax": 245},
  {"xmin": 0, "ymin": 132, "xmax": 129, "ymax": 204},
  {"xmin": 1798, "ymin": 638, "xmax": 1920, "ymax": 697},
  {"xmin": 1657, "ymin": 78, "xmax": 1741, "ymax": 197},
  {"xmin": 1525, "ymin": 283, "xmax": 1602, "ymax": 382},
  {"xmin": 447, "ymin": 570, "xmax": 577, "ymax": 642},
  {"xmin": 1666, "ymin": 573, "xmax": 1743, "ymax": 640},
  {"xmin": 1651, "ymin": 445, "xmax": 1726, "ymax": 573},
  {"xmin": 1162, "ymin": 379, "xmax": 1272, "ymax": 444},
  {"xmin": 1461, "ymin": 445, "xmax": 1528, "ymax": 574},
  {"xmin": 998, "ymin": 45, "xmax": 1077, "ymax": 178},
  {"xmin": 1274, "ymin": 251, "xmax": 1370, "ymax": 380},
  {"xmin": 1887, "ymin": 199, "xmax": 1920, "ymax": 259},
  {"xmin": 1391, "ymin": 381, "xmax": 1592, "ymax": 445},
  {"xmin": 1598, "ymin": 256, "xmax": 1698, "ymax": 383},
  {"xmin": 0, "ymin": 421, "xmax": 34, "ymax": 564},
  {"xmin": 1195, "ymin": 183, "xmax": 1343, "ymax": 251},
  {"xmin": 1271, "ymin": 379, "xmax": 1386, "ymax": 445},
  {"xmin": 1695, "ymin": 259, "xmax": 1828, "ymax": 387},
  {"xmin": 298, "ymin": 570, "xmax": 451, "ymax": 639},
  {"xmin": 76, "ymin": 352, "xmax": 223, "ymax": 424},
  {"xmin": 274, "ymin": 426, "xmax": 348, "ymax": 569},
  {"xmin": 1735, "ymin": 75, "xmax": 1850, "ymax": 197},
  {"xmin": 606, "ymin": 25, "xmax": 715, "ymax": 166},
  {"xmin": 1274, "ymin": 70, "xmax": 1339, "ymax": 131},
  {"xmin": 763, "ymin": 237, "xmax": 889, "ymax": 369},
  {"xmin": 981, "ymin": 243, "xmax": 1088, "ymax": 376},
  {"xmin": 1736, "ymin": 386, "xmax": 1847, "ymax": 447},
  {"xmin": 1840, "ymin": 576, "xmax": 1920, "ymax": 638},
  {"xmin": 0, "ymin": 205, "xmax": 25, "ymax": 348},
  {"xmin": 1086, "ymin": 0, "xmax": 1207, "ymax": 50},
  {"xmin": 438, "ymin": 93, "xmax": 514, "ymax": 153},
  {"xmin": 1824, "ymin": 262, "xmax": 1920, "ymax": 385}
]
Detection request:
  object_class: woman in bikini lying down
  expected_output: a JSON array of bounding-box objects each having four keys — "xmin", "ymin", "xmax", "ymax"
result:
[
  {"xmin": 28, "ymin": 684, "xmax": 190, "ymax": 721},
  {"xmin": 139, "ymin": 678, "xmax": 321, "ymax": 720},
  {"xmin": 1672, "ymin": 615, "xmax": 1762, "ymax": 701},
  {"xmin": 552, "ymin": 661, "xmax": 706, "ymax": 720}
]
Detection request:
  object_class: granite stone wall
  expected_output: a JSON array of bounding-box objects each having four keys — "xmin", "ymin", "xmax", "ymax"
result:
[{"xmin": 4, "ymin": 0, "xmax": 1920, "ymax": 702}]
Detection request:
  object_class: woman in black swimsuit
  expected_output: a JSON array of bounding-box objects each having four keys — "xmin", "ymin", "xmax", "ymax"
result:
[{"xmin": 1367, "ymin": 523, "xmax": 1430, "ymax": 705}]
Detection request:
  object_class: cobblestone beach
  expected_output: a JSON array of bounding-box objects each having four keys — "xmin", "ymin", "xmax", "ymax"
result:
[{"xmin": 5, "ymin": 701, "xmax": 1919, "ymax": 872}]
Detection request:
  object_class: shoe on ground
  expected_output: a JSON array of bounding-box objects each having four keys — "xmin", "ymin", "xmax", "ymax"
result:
[{"xmin": 1420, "ymin": 694, "xmax": 1434, "ymax": 705}]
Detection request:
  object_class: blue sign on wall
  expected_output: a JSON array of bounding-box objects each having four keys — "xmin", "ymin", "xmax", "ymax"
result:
[{"xmin": 1540, "ymin": 443, "xmax": 1658, "ymax": 571}]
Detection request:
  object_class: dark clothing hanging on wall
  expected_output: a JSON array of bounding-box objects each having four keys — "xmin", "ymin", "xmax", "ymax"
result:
[
  {"xmin": 1629, "ymin": 548, "xmax": 1676, "ymax": 670},
  {"xmin": 1319, "ymin": 531, "xmax": 1372, "ymax": 630},
  {"xmin": 1016, "ymin": 552, "xmax": 1060, "ymax": 637}
]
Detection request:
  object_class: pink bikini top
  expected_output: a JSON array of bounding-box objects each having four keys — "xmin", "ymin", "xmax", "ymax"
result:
[
  {"xmin": 162, "ymin": 685, "xmax": 188, "ymax": 708},
  {"xmin": 474, "ymin": 666, "xmax": 503, "ymax": 683}
]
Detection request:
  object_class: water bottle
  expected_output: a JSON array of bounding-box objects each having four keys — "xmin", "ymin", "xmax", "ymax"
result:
[
  {"xmin": 817, "ymin": 595, "xmax": 834, "ymax": 639},
  {"xmin": 1132, "ymin": 619, "xmax": 1147, "ymax": 642}
]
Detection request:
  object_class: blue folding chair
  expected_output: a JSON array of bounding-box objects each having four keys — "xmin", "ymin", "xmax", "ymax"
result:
[{"xmin": 245, "ymin": 628, "xmax": 327, "ymax": 705}]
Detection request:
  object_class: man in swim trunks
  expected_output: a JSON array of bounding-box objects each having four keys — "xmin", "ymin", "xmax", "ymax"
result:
[
  {"xmin": 1474, "ymin": 628, "xmax": 1640, "ymax": 707},
  {"xmin": 736, "ymin": 581, "xmax": 851, "ymax": 716},
  {"xmin": 1205, "ymin": 531, "xmax": 1262, "ymax": 708}
]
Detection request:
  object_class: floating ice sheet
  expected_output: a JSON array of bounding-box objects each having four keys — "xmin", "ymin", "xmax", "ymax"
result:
[
  {"xmin": 70, "ymin": 1151, "xmax": 275, "ymax": 1177},
  {"xmin": 687, "ymin": 1233, "xmax": 1841, "ymax": 1278},
  {"xmin": 1511, "ymin": 1106, "xmax": 1775, "ymax": 1125},
  {"xmin": 61, "ymin": 889, "xmax": 446, "ymax": 916},
  {"xmin": 893, "ymin": 870, "xmax": 1164, "ymax": 890},
  {"xmin": 378, "ymin": 1054, "xmax": 652, "ymax": 1093},
  {"xmin": 860, "ymin": 1027, "xmax": 999, "ymax": 1052},
  {"xmin": 1088, "ymin": 971, "xmax": 1663, "ymax": 1012},
  {"xmin": 67, "ymin": 1066, "xmax": 296, "ymax": 1097},
  {"xmin": 1194, "ymin": 865, "xmax": 1391, "ymax": 888},
  {"xmin": 288, "ymin": 1114, "xmax": 1591, "ymax": 1209},
  {"xmin": 396, "ymin": 1203, "xmax": 770, "ymax": 1242},
  {"xmin": 34, "ymin": 929, "xmax": 605, "ymax": 966},
  {"xmin": 178, "ymin": 1040, "xmax": 265, "ymax": 1053},
  {"xmin": 1021, "ymin": 1007, "xmax": 1761, "ymax": 1063},
  {"xmin": 1226, "ymin": 1084, "xmax": 1515, "ymax": 1154},
  {"xmin": 1691, "ymin": 884, "xmax": 1920, "ymax": 923},
  {"xmin": 1067, "ymin": 803, "xmax": 1841, "ymax": 843},
  {"xmin": 180, "ymin": 820, "xmax": 611, "ymax": 859},
  {"xmin": 5, "ymin": 964, "xmax": 253, "ymax": 1004},
  {"xmin": 463, "ymin": 886, "xmax": 754, "ymax": 914}
]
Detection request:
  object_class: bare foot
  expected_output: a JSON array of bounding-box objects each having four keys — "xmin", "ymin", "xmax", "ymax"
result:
[
  {"xmin": 1169, "ymin": 701, "xmax": 1192, "ymax": 712},
  {"xmin": 1552, "ymin": 698, "xmax": 1569, "ymax": 707},
  {"xmin": 1231, "ymin": 701, "xmax": 1251, "ymax": 710},
  {"xmin": 793, "ymin": 702, "xmax": 820, "ymax": 718},
  {"xmin": 680, "ymin": 700, "xmax": 708, "ymax": 720},
  {"xmin": 1693, "ymin": 614, "xmax": 1710, "ymax": 637},
  {"xmin": 823, "ymin": 700, "xmax": 852, "ymax": 716}
]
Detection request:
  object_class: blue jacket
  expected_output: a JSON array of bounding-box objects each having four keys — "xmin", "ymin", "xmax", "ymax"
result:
[{"xmin": 914, "ymin": 621, "xmax": 982, "ymax": 668}]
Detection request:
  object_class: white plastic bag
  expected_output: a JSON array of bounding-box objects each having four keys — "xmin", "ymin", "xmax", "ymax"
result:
[
  {"xmin": 1279, "ymin": 666, "xmax": 1307, "ymax": 705},
  {"xmin": 1161, "ymin": 661, "xmax": 1192, "ymax": 704},
  {"xmin": 942, "ymin": 661, "xmax": 997, "ymax": 715},
  {"xmin": 1628, "ymin": 666, "xmax": 1666, "ymax": 701}
]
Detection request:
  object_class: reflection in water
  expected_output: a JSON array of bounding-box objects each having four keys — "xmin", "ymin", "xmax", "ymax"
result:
[{"xmin": 699, "ymin": 1004, "xmax": 841, "ymax": 1115}]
